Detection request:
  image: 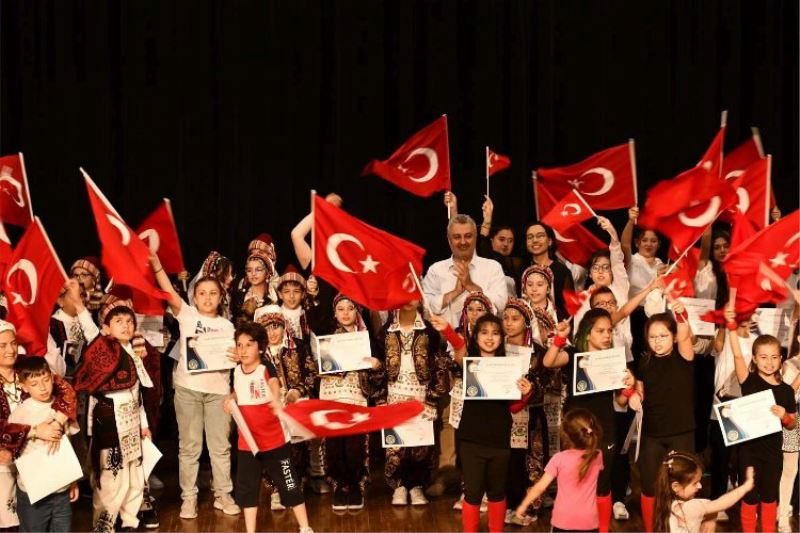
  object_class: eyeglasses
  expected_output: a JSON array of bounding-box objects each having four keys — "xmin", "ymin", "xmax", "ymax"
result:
[
  {"xmin": 591, "ymin": 264, "xmax": 611, "ymax": 273},
  {"xmin": 72, "ymin": 272, "xmax": 93, "ymax": 279},
  {"xmin": 245, "ymin": 267, "xmax": 266, "ymax": 274},
  {"xmin": 648, "ymin": 334, "xmax": 671, "ymax": 341}
]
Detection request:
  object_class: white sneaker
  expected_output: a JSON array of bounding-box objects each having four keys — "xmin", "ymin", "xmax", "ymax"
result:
[
  {"xmin": 148, "ymin": 474, "xmax": 164, "ymax": 490},
  {"xmin": 613, "ymin": 501, "xmax": 630, "ymax": 520},
  {"xmin": 453, "ymin": 495, "xmax": 464, "ymax": 511},
  {"xmin": 409, "ymin": 487, "xmax": 428, "ymax": 506},
  {"xmin": 271, "ymin": 492, "xmax": 286, "ymax": 510},
  {"xmin": 716, "ymin": 510, "xmax": 729, "ymax": 522},
  {"xmin": 392, "ymin": 486, "xmax": 408, "ymax": 506},
  {"xmin": 179, "ymin": 497, "xmax": 198, "ymax": 519},
  {"xmin": 214, "ymin": 493, "xmax": 241, "ymax": 515}
]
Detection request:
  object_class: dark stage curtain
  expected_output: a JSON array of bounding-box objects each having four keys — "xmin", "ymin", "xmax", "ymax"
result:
[{"xmin": 1, "ymin": 1, "xmax": 797, "ymax": 272}]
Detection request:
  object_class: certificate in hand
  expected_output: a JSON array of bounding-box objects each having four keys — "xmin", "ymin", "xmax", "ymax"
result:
[
  {"xmin": 382, "ymin": 413, "xmax": 435, "ymax": 448},
  {"xmin": 504, "ymin": 344, "xmax": 532, "ymax": 376},
  {"xmin": 312, "ymin": 331, "xmax": 373, "ymax": 374},
  {"xmin": 15, "ymin": 435, "xmax": 83, "ymax": 504},
  {"xmin": 186, "ymin": 331, "xmax": 236, "ymax": 374},
  {"xmin": 573, "ymin": 347, "xmax": 628, "ymax": 396},
  {"xmin": 463, "ymin": 357, "xmax": 522, "ymax": 400},
  {"xmin": 136, "ymin": 314, "xmax": 165, "ymax": 348},
  {"xmin": 678, "ymin": 297, "xmax": 716, "ymax": 337},
  {"xmin": 714, "ymin": 389, "xmax": 782, "ymax": 447}
]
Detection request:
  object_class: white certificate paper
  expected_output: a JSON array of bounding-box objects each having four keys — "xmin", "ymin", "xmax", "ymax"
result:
[
  {"xmin": 573, "ymin": 347, "xmax": 628, "ymax": 396},
  {"xmin": 136, "ymin": 314, "xmax": 165, "ymax": 348},
  {"xmin": 141, "ymin": 437, "xmax": 163, "ymax": 479},
  {"xmin": 186, "ymin": 331, "xmax": 236, "ymax": 373},
  {"xmin": 312, "ymin": 331, "xmax": 373, "ymax": 374},
  {"xmin": 679, "ymin": 297, "xmax": 716, "ymax": 337},
  {"xmin": 504, "ymin": 344, "xmax": 532, "ymax": 376},
  {"xmin": 463, "ymin": 357, "xmax": 521, "ymax": 400},
  {"xmin": 381, "ymin": 413, "xmax": 435, "ymax": 448},
  {"xmin": 15, "ymin": 435, "xmax": 83, "ymax": 504},
  {"xmin": 714, "ymin": 390, "xmax": 782, "ymax": 447}
]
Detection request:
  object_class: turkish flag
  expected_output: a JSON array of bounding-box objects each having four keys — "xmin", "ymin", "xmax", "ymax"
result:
[
  {"xmin": 541, "ymin": 189, "xmax": 595, "ymax": 235},
  {"xmin": 487, "ymin": 147, "xmax": 510, "ymax": 176},
  {"xmin": 696, "ymin": 125, "xmax": 725, "ymax": 179},
  {"xmin": 664, "ymin": 248, "xmax": 699, "ymax": 298},
  {"xmin": 563, "ymin": 288, "xmax": 589, "ymax": 317},
  {"xmin": 639, "ymin": 166, "xmax": 737, "ymax": 255},
  {"xmin": 700, "ymin": 304, "xmax": 759, "ymax": 326},
  {"xmin": 362, "ymin": 116, "xmax": 451, "ymax": 197},
  {"xmin": 723, "ymin": 210, "xmax": 800, "ymax": 305},
  {"xmin": 280, "ymin": 399, "xmax": 423, "ymax": 439},
  {"xmin": 534, "ymin": 181, "xmax": 605, "ymax": 266},
  {"xmin": 5, "ymin": 218, "xmax": 68, "ymax": 355},
  {"xmin": 723, "ymin": 134, "xmax": 762, "ymax": 182},
  {"xmin": 0, "ymin": 222, "xmax": 13, "ymax": 287},
  {"xmin": 312, "ymin": 195, "xmax": 426, "ymax": 310},
  {"xmin": 728, "ymin": 156, "xmax": 772, "ymax": 230},
  {"xmin": 536, "ymin": 142, "xmax": 636, "ymax": 210},
  {"xmin": 0, "ymin": 153, "xmax": 34, "ymax": 229},
  {"xmin": 136, "ymin": 199, "xmax": 186, "ymax": 274},
  {"xmin": 83, "ymin": 169, "xmax": 170, "ymax": 304}
]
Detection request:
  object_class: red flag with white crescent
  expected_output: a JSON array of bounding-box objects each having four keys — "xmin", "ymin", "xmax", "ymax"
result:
[
  {"xmin": 0, "ymin": 153, "xmax": 34, "ymax": 229},
  {"xmin": 83, "ymin": 169, "xmax": 170, "ymax": 304},
  {"xmin": 0, "ymin": 222, "xmax": 12, "ymax": 287},
  {"xmin": 534, "ymin": 182, "xmax": 605, "ymax": 266},
  {"xmin": 722, "ymin": 132, "xmax": 776, "ymax": 210},
  {"xmin": 487, "ymin": 148, "xmax": 510, "ymax": 177},
  {"xmin": 312, "ymin": 195, "xmax": 426, "ymax": 310},
  {"xmin": 5, "ymin": 218, "xmax": 68, "ymax": 355},
  {"xmin": 727, "ymin": 156, "xmax": 772, "ymax": 230},
  {"xmin": 279, "ymin": 399, "xmax": 423, "ymax": 439},
  {"xmin": 136, "ymin": 199, "xmax": 186, "ymax": 274},
  {"xmin": 696, "ymin": 125, "xmax": 725, "ymax": 179},
  {"xmin": 536, "ymin": 142, "xmax": 636, "ymax": 210},
  {"xmin": 541, "ymin": 189, "xmax": 595, "ymax": 235},
  {"xmin": 361, "ymin": 116, "xmax": 451, "ymax": 197}
]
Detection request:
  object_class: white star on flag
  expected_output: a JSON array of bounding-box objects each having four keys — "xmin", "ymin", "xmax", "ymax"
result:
[
  {"xmin": 351, "ymin": 412, "xmax": 370, "ymax": 423},
  {"xmin": 359, "ymin": 255, "xmax": 380, "ymax": 273},
  {"xmin": 769, "ymin": 252, "xmax": 789, "ymax": 268}
]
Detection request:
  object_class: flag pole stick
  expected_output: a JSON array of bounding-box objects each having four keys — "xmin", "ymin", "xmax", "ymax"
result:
[
  {"xmin": 573, "ymin": 190, "xmax": 598, "ymax": 218},
  {"xmin": 531, "ymin": 171, "xmax": 539, "ymax": 219},
  {"xmin": 485, "ymin": 146, "xmax": 490, "ymax": 199},
  {"xmin": 310, "ymin": 190, "xmax": 316, "ymax": 271},
  {"xmin": 629, "ymin": 139, "xmax": 639, "ymax": 208},
  {"xmin": 664, "ymin": 246, "xmax": 692, "ymax": 277},
  {"xmin": 720, "ymin": 110, "xmax": 728, "ymax": 128},
  {"xmin": 408, "ymin": 262, "xmax": 431, "ymax": 316},
  {"xmin": 752, "ymin": 127, "xmax": 765, "ymax": 158}
]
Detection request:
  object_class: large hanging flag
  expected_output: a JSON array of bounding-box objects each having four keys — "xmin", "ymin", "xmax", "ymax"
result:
[
  {"xmin": 83, "ymin": 169, "xmax": 170, "ymax": 304},
  {"xmin": 312, "ymin": 194, "xmax": 426, "ymax": 310},
  {"xmin": 0, "ymin": 153, "xmax": 34, "ymax": 228},
  {"xmin": 136, "ymin": 199, "xmax": 186, "ymax": 274},
  {"xmin": 533, "ymin": 181, "xmax": 605, "ymax": 266},
  {"xmin": 361, "ymin": 116, "xmax": 451, "ymax": 197},
  {"xmin": 536, "ymin": 141, "xmax": 637, "ymax": 210},
  {"xmin": 5, "ymin": 218, "xmax": 68, "ymax": 355},
  {"xmin": 638, "ymin": 165, "xmax": 737, "ymax": 255}
]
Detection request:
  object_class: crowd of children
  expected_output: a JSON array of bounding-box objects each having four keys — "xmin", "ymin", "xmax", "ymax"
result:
[{"xmin": 0, "ymin": 190, "xmax": 794, "ymax": 533}]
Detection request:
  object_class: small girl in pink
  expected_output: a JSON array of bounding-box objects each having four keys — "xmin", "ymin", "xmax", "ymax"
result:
[{"xmin": 515, "ymin": 408, "xmax": 603, "ymax": 532}]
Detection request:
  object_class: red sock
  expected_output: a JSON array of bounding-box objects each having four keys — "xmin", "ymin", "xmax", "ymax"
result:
[
  {"xmin": 740, "ymin": 502, "xmax": 758, "ymax": 533},
  {"xmin": 760, "ymin": 501, "xmax": 777, "ymax": 533},
  {"xmin": 596, "ymin": 493, "xmax": 612, "ymax": 533},
  {"xmin": 462, "ymin": 501, "xmax": 481, "ymax": 533},
  {"xmin": 640, "ymin": 494, "xmax": 655, "ymax": 533},
  {"xmin": 487, "ymin": 499, "xmax": 506, "ymax": 533}
]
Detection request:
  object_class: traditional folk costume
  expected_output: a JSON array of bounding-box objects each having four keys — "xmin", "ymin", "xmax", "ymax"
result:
[
  {"xmin": 234, "ymin": 234, "xmax": 279, "ymax": 304},
  {"xmin": 0, "ymin": 336, "xmax": 77, "ymax": 530},
  {"xmin": 271, "ymin": 266, "xmax": 315, "ymax": 342},
  {"xmin": 231, "ymin": 249, "xmax": 275, "ymax": 323},
  {"xmin": 376, "ymin": 311, "xmax": 447, "ymax": 495},
  {"xmin": 187, "ymin": 251, "xmax": 234, "ymax": 319},
  {"xmin": 319, "ymin": 295, "xmax": 384, "ymax": 507},
  {"xmin": 254, "ymin": 305, "xmax": 317, "ymax": 505},
  {"xmin": 70, "ymin": 257, "xmax": 105, "ymax": 317},
  {"xmin": 73, "ymin": 333, "xmax": 157, "ymax": 533}
]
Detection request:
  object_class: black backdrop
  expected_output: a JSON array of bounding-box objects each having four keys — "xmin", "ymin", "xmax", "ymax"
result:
[{"xmin": 1, "ymin": 0, "xmax": 797, "ymax": 274}]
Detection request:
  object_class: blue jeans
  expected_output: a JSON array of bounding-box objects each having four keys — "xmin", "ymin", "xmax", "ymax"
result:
[{"xmin": 16, "ymin": 488, "xmax": 72, "ymax": 532}]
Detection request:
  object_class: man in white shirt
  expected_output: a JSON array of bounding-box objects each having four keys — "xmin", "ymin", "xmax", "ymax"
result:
[
  {"xmin": 422, "ymin": 214, "xmax": 508, "ymax": 328},
  {"xmin": 421, "ymin": 213, "xmax": 507, "ymax": 497}
]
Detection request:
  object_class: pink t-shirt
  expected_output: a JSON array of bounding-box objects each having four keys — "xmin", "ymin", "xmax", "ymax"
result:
[{"xmin": 545, "ymin": 449, "xmax": 604, "ymax": 530}]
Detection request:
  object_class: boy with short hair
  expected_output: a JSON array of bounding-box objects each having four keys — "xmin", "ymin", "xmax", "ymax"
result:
[
  {"xmin": 73, "ymin": 306, "xmax": 154, "ymax": 533},
  {"xmin": 9, "ymin": 356, "xmax": 80, "ymax": 532}
]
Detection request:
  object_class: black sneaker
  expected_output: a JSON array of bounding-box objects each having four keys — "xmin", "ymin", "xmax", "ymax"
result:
[
  {"xmin": 138, "ymin": 507, "xmax": 160, "ymax": 529},
  {"xmin": 348, "ymin": 489, "xmax": 364, "ymax": 510},
  {"xmin": 332, "ymin": 488, "xmax": 348, "ymax": 511}
]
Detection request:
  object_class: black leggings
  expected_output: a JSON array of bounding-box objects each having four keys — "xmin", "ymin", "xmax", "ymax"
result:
[
  {"xmin": 708, "ymin": 420, "xmax": 737, "ymax": 499},
  {"xmin": 235, "ymin": 445, "xmax": 304, "ymax": 508},
  {"xmin": 611, "ymin": 410, "xmax": 634, "ymax": 501},
  {"xmin": 460, "ymin": 440, "xmax": 510, "ymax": 505},
  {"xmin": 739, "ymin": 443, "xmax": 782, "ymax": 504},
  {"xmin": 639, "ymin": 431, "xmax": 695, "ymax": 497}
]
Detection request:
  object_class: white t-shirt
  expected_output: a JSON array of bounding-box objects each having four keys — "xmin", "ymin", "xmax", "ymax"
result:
[
  {"xmin": 669, "ymin": 498, "xmax": 713, "ymax": 533},
  {"xmin": 627, "ymin": 253, "xmax": 663, "ymax": 304},
  {"xmin": 172, "ymin": 304, "xmax": 233, "ymax": 395}
]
